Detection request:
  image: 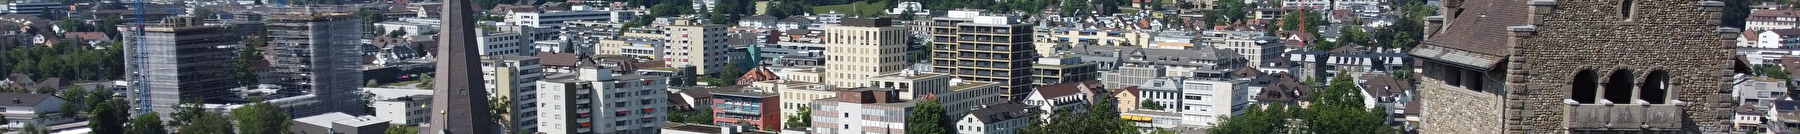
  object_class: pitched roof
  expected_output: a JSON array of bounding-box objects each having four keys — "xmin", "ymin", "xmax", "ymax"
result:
[
  {"xmin": 1253, "ymin": 73, "xmax": 1309, "ymax": 104},
  {"xmin": 1418, "ymin": 0, "xmax": 1529, "ymax": 57},
  {"xmin": 743, "ymin": 15, "xmax": 778, "ymax": 21},
  {"xmin": 1772, "ymin": 29, "xmax": 1800, "ymax": 36},
  {"xmin": 1745, "ymin": 29, "xmax": 1761, "ymax": 41},
  {"xmin": 63, "ymin": 32, "xmax": 107, "ymax": 40},
  {"xmin": 538, "ymin": 52, "xmax": 586, "ymax": 67},
  {"xmin": 1035, "ymin": 82, "xmax": 1087, "ymax": 99},
  {"xmin": 1358, "ymin": 74, "xmax": 1410, "ymax": 100},
  {"xmin": 780, "ymin": 16, "xmax": 812, "ymax": 22},
  {"xmin": 737, "ymin": 67, "xmax": 781, "ymax": 85},
  {"xmin": 966, "ymin": 103, "xmax": 1029, "ymax": 123},
  {"xmin": 0, "ymin": 93, "xmax": 57, "ymax": 107},
  {"xmin": 1114, "ymin": 86, "xmax": 1141, "ymax": 97}
]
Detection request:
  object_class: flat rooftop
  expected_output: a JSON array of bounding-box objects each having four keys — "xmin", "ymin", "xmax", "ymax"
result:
[{"xmin": 948, "ymin": 81, "xmax": 998, "ymax": 91}]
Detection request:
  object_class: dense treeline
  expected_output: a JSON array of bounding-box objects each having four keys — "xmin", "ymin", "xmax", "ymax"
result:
[{"xmin": 0, "ymin": 41, "xmax": 125, "ymax": 82}]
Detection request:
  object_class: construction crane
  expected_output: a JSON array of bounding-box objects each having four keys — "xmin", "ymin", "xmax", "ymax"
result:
[{"xmin": 129, "ymin": 0, "xmax": 149, "ymax": 114}]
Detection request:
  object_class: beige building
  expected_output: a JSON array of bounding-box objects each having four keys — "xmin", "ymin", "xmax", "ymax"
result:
[
  {"xmin": 663, "ymin": 17, "xmax": 730, "ymax": 75},
  {"xmin": 823, "ymin": 18, "xmax": 912, "ymax": 87},
  {"xmin": 756, "ymin": 80, "xmax": 840, "ymax": 122},
  {"xmin": 479, "ymin": 55, "xmax": 544, "ymax": 132},
  {"xmin": 869, "ymin": 69, "xmax": 952, "ymax": 100}
]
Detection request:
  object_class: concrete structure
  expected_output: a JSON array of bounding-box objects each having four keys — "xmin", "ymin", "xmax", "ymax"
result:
[
  {"xmin": 1757, "ymin": 29, "xmax": 1800, "ymax": 48},
  {"xmin": 1102, "ymin": 65, "xmax": 1168, "ymax": 90},
  {"xmin": 291, "ymin": 112, "xmax": 391, "ymax": 134},
  {"xmin": 664, "ymin": 17, "xmax": 731, "ymax": 76},
  {"xmin": 426, "ymin": 0, "xmax": 495, "ymax": 132},
  {"xmin": 481, "ymin": 55, "xmax": 544, "ymax": 132},
  {"xmin": 954, "ymin": 103, "xmax": 1029, "ymax": 134},
  {"xmin": 712, "ymin": 86, "xmax": 781, "ymax": 130},
  {"xmin": 374, "ymin": 21, "xmax": 437, "ymax": 38},
  {"xmin": 535, "ymin": 67, "xmax": 670, "ymax": 134},
  {"xmin": 266, "ymin": 14, "xmax": 365, "ymax": 116},
  {"xmin": 370, "ymin": 95, "xmax": 430, "ymax": 125},
  {"xmin": 1071, "ymin": 45, "xmax": 1248, "ymax": 78},
  {"xmin": 1410, "ymin": 0, "xmax": 1740, "ymax": 132},
  {"xmin": 739, "ymin": 15, "xmax": 779, "ymax": 29},
  {"xmin": 1023, "ymin": 81, "xmax": 1096, "ymax": 119},
  {"xmin": 1736, "ymin": 77, "xmax": 1788, "ymax": 108},
  {"xmin": 1198, "ymin": 30, "xmax": 1284, "ymax": 65},
  {"xmin": 823, "ymin": 18, "xmax": 911, "ymax": 87},
  {"xmin": 808, "ymin": 88, "xmax": 916, "ymax": 134},
  {"xmin": 122, "ymin": 18, "xmax": 242, "ymax": 117},
  {"xmin": 938, "ymin": 79, "xmax": 1005, "ymax": 119},
  {"xmin": 0, "ymin": 2, "xmax": 57, "ymax": 15},
  {"xmin": 869, "ymin": 69, "xmax": 952, "ymax": 100},
  {"xmin": 929, "ymin": 10, "xmax": 1037, "ymax": 100},
  {"xmin": 1120, "ymin": 109, "xmax": 1186, "ymax": 132},
  {"xmin": 1135, "ymin": 72, "xmax": 1252, "ymax": 127},
  {"xmin": 0, "ymin": 93, "xmax": 71, "ymax": 129},
  {"xmin": 1032, "ymin": 55, "xmax": 1099, "ymax": 85},
  {"xmin": 660, "ymin": 123, "xmax": 780, "ymax": 134},
  {"xmin": 753, "ymin": 80, "xmax": 836, "ymax": 122}
]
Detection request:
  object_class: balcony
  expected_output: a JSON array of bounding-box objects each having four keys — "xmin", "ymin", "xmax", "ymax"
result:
[{"xmin": 1567, "ymin": 104, "xmax": 1682, "ymax": 130}]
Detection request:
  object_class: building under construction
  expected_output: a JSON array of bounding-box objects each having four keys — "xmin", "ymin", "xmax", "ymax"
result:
[
  {"xmin": 264, "ymin": 12, "xmax": 363, "ymax": 116},
  {"xmin": 122, "ymin": 17, "xmax": 242, "ymax": 118}
]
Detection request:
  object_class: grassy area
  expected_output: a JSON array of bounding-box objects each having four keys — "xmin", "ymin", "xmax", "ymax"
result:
[
  {"xmin": 382, "ymin": 80, "xmax": 434, "ymax": 89},
  {"xmin": 813, "ymin": 0, "xmax": 890, "ymax": 17}
]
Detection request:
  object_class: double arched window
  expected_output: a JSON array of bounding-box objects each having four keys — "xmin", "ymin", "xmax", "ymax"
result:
[{"xmin": 1568, "ymin": 69, "xmax": 1672, "ymax": 104}]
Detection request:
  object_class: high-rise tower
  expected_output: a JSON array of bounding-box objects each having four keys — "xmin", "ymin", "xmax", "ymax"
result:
[{"xmin": 426, "ymin": 0, "xmax": 495, "ymax": 133}]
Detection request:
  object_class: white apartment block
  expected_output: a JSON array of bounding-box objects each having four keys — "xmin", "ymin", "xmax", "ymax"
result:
[
  {"xmin": 869, "ymin": 69, "xmax": 952, "ymax": 100},
  {"xmin": 663, "ymin": 17, "xmax": 731, "ymax": 75},
  {"xmin": 482, "ymin": 55, "xmax": 545, "ymax": 132},
  {"xmin": 939, "ymin": 79, "xmax": 1005, "ymax": 118},
  {"xmin": 1748, "ymin": 9, "xmax": 1800, "ymax": 31},
  {"xmin": 506, "ymin": 6, "xmax": 639, "ymax": 28},
  {"xmin": 536, "ymin": 67, "xmax": 669, "ymax": 134},
  {"xmin": 1200, "ymin": 30, "xmax": 1284, "ymax": 65},
  {"xmin": 823, "ymin": 18, "xmax": 911, "ymax": 87},
  {"xmin": 1136, "ymin": 76, "xmax": 1251, "ymax": 127},
  {"xmin": 479, "ymin": 26, "xmax": 537, "ymax": 56}
]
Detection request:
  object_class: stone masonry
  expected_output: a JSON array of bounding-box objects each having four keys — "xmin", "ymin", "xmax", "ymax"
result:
[{"xmin": 1506, "ymin": 0, "xmax": 1735, "ymax": 133}]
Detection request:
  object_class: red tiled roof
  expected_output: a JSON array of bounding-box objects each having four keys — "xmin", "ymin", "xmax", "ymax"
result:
[
  {"xmin": 538, "ymin": 52, "xmax": 584, "ymax": 67},
  {"xmin": 736, "ymin": 67, "xmax": 780, "ymax": 85},
  {"xmin": 1419, "ymin": 0, "xmax": 1530, "ymax": 56},
  {"xmin": 1036, "ymin": 82, "xmax": 1086, "ymax": 99}
]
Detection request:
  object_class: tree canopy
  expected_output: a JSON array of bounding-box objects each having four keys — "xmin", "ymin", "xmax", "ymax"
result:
[
  {"xmin": 905, "ymin": 99, "xmax": 946, "ymax": 134},
  {"xmin": 127, "ymin": 112, "xmax": 168, "ymax": 134},
  {"xmin": 231, "ymin": 102, "xmax": 291, "ymax": 134}
]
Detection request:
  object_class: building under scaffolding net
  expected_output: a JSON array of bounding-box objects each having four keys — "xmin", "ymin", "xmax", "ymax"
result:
[
  {"xmin": 265, "ymin": 11, "xmax": 363, "ymax": 116},
  {"xmin": 122, "ymin": 17, "xmax": 243, "ymax": 118}
]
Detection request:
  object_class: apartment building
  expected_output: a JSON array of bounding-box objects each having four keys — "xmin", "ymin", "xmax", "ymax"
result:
[{"xmin": 535, "ymin": 67, "xmax": 669, "ymax": 134}]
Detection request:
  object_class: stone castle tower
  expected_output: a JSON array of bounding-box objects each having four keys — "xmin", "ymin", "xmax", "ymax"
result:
[{"xmin": 1411, "ymin": 0, "xmax": 1743, "ymax": 133}]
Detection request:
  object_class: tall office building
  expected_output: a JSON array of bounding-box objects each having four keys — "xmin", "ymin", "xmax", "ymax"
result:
[
  {"xmin": 823, "ymin": 18, "xmax": 911, "ymax": 87},
  {"xmin": 929, "ymin": 10, "xmax": 1036, "ymax": 100},
  {"xmin": 123, "ymin": 18, "xmax": 242, "ymax": 117},
  {"xmin": 536, "ymin": 67, "xmax": 668, "ymax": 134},
  {"xmin": 267, "ymin": 13, "xmax": 363, "ymax": 116},
  {"xmin": 481, "ymin": 55, "xmax": 543, "ymax": 132},
  {"xmin": 663, "ymin": 17, "xmax": 730, "ymax": 76}
]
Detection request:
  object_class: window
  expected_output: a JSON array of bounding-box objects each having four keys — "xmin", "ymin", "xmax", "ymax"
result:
[
  {"xmin": 1640, "ymin": 70, "xmax": 1670, "ymax": 104},
  {"xmin": 1570, "ymin": 70, "xmax": 1599, "ymax": 103},
  {"xmin": 1604, "ymin": 70, "xmax": 1635, "ymax": 103}
]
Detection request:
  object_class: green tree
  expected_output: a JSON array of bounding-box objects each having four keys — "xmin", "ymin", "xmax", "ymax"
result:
[
  {"xmin": 168, "ymin": 99, "xmax": 206, "ymax": 127},
  {"xmin": 178, "ymin": 112, "xmax": 236, "ymax": 134},
  {"xmin": 57, "ymin": 86, "xmax": 88, "ymax": 118},
  {"xmin": 90, "ymin": 99, "xmax": 128, "ymax": 134},
  {"xmin": 389, "ymin": 29, "xmax": 407, "ymax": 38},
  {"xmin": 231, "ymin": 102, "xmax": 291, "ymax": 134},
  {"xmin": 1301, "ymin": 73, "xmax": 1395, "ymax": 134},
  {"xmin": 385, "ymin": 125, "xmax": 419, "ymax": 134},
  {"xmin": 19, "ymin": 122, "xmax": 48, "ymax": 134},
  {"xmin": 491, "ymin": 96, "xmax": 513, "ymax": 133},
  {"xmin": 127, "ymin": 112, "xmax": 168, "ymax": 134},
  {"xmin": 1763, "ymin": 65, "xmax": 1791, "ymax": 80},
  {"xmin": 1140, "ymin": 100, "xmax": 1164, "ymax": 110},
  {"xmin": 905, "ymin": 99, "xmax": 945, "ymax": 134},
  {"xmin": 1206, "ymin": 0, "xmax": 1249, "ymax": 25},
  {"xmin": 784, "ymin": 106, "xmax": 811, "ymax": 129}
]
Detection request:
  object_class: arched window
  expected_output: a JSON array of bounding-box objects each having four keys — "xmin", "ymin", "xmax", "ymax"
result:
[
  {"xmin": 1571, "ymin": 70, "xmax": 1599, "ymax": 103},
  {"xmin": 1604, "ymin": 70, "xmax": 1636, "ymax": 103},
  {"xmin": 1640, "ymin": 70, "xmax": 1670, "ymax": 104}
]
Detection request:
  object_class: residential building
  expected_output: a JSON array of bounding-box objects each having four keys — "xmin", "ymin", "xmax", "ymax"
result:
[
  {"xmin": 1032, "ymin": 55, "xmax": 1099, "ymax": 85},
  {"xmin": 290, "ymin": 112, "xmax": 390, "ymax": 134},
  {"xmin": 954, "ymin": 103, "xmax": 1030, "ymax": 134},
  {"xmin": 1135, "ymin": 72, "xmax": 1252, "ymax": 126},
  {"xmin": 1736, "ymin": 77, "xmax": 1789, "ymax": 107},
  {"xmin": 370, "ymin": 95, "xmax": 430, "ymax": 125},
  {"xmin": 535, "ymin": 67, "xmax": 669, "ymax": 134},
  {"xmin": 0, "ymin": 93, "xmax": 71, "ymax": 129},
  {"xmin": 1198, "ymin": 30, "xmax": 1284, "ymax": 65},
  {"xmin": 747, "ymin": 79, "xmax": 836, "ymax": 122},
  {"xmin": 1750, "ymin": 9, "xmax": 1800, "ymax": 31},
  {"xmin": 374, "ymin": 21, "xmax": 437, "ymax": 37},
  {"xmin": 1758, "ymin": 29, "xmax": 1800, "ymax": 48},
  {"xmin": 481, "ymin": 55, "xmax": 545, "ymax": 132},
  {"xmin": 266, "ymin": 14, "xmax": 364, "ymax": 116},
  {"xmin": 664, "ymin": 17, "xmax": 731, "ymax": 76},
  {"xmin": 938, "ymin": 79, "xmax": 1005, "ymax": 119},
  {"xmin": 778, "ymin": 16, "xmax": 813, "ymax": 31},
  {"xmin": 0, "ymin": 2, "xmax": 57, "ymax": 15},
  {"xmin": 1042, "ymin": 28, "xmax": 1154, "ymax": 48},
  {"xmin": 668, "ymin": 87, "xmax": 714, "ymax": 111},
  {"xmin": 478, "ymin": 24, "xmax": 539, "ymax": 56},
  {"xmin": 121, "ymin": 18, "xmax": 242, "ymax": 118},
  {"xmin": 712, "ymin": 86, "xmax": 781, "ymax": 130},
  {"xmin": 1023, "ymin": 81, "xmax": 1096, "ymax": 119},
  {"xmin": 505, "ymin": 6, "xmax": 638, "ymax": 28},
  {"xmin": 1120, "ymin": 110, "xmax": 1189, "ymax": 132},
  {"xmin": 1410, "ymin": 0, "xmax": 1736, "ymax": 132},
  {"xmin": 1734, "ymin": 104, "xmax": 1764, "ymax": 132},
  {"xmin": 1070, "ymin": 45, "xmax": 1248, "ymax": 78},
  {"xmin": 869, "ymin": 69, "xmax": 953, "ymax": 100},
  {"xmin": 929, "ymin": 10, "xmax": 1037, "ymax": 100},
  {"xmin": 1102, "ymin": 65, "xmax": 1168, "ymax": 89},
  {"xmin": 739, "ymin": 15, "xmax": 779, "ymax": 29},
  {"xmin": 1115, "ymin": 86, "xmax": 1143, "ymax": 112},
  {"xmin": 823, "ymin": 18, "xmax": 912, "ymax": 87},
  {"xmin": 809, "ymin": 88, "xmax": 917, "ymax": 134}
]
